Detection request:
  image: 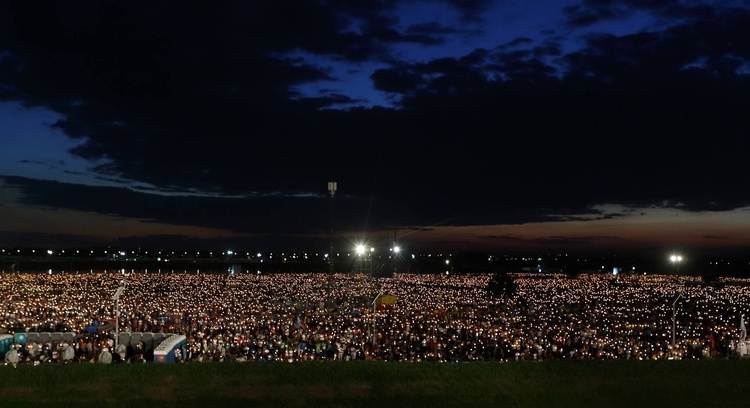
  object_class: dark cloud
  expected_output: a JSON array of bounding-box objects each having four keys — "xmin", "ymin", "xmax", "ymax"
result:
[
  {"xmin": 372, "ymin": 49, "xmax": 494, "ymax": 97},
  {"xmin": 367, "ymin": 6, "xmax": 750, "ymax": 216},
  {"xmin": 497, "ymin": 37, "xmax": 534, "ymax": 50},
  {"xmin": 563, "ymin": 4, "xmax": 626, "ymax": 27},
  {"xmin": 479, "ymin": 234, "xmax": 628, "ymax": 251},
  {"xmin": 2, "ymin": 1, "xmax": 750, "ymax": 249},
  {"xmin": 0, "ymin": 1, "xmax": 478, "ymax": 195},
  {"xmin": 528, "ymin": 236, "xmax": 622, "ymax": 246},
  {"xmin": 406, "ymin": 22, "xmax": 462, "ymax": 37},
  {"xmin": 348, "ymin": 14, "xmax": 444, "ymax": 47},
  {"xmin": 563, "ymin": 0, "xmax": 744, "ymax": 27},
  {"xmin": 299, "ymin": 92, "xmax": 364, "ymax": 110},
  {"xmin": 3, "ymin": 175, "xmax": 462, "ymax": 246},
  {"xmin": 543, "ymin": 213, "xmax": 625, "ymax": 223},
  {"xmin": 371, "ymin": 65, "xmax": 426, "ymax": 94},
  {"xmin": 5, "ymin": 176, "xmax": 329, "ymax": 234},
  {"xmin": 481, "ymin": 235, "xmax": 523, "ymax": 241},
  {"xmin": 532, "ymin": 41, "xmax": 564, "ymax": 58},
  {"xmin": 0, "ymin": 230, "xmax": 109, "ymax": 248},
  {"xmin": 428, "ymin": 0, "xmax": 495, "ymax": 22},
  {"xmin": 115, "ymin": 234, "xmax": 332, "ymax": 252}
]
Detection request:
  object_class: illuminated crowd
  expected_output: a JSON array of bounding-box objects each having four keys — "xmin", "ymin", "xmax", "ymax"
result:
[{"xmin": 1, "ymin": 270, "xmax": 749, "ymax": 364}]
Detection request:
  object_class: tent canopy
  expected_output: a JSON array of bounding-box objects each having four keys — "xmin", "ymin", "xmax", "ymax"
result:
[{"xmin": 376, "ymin": 294, "xmax": 398, "ymax": 306}]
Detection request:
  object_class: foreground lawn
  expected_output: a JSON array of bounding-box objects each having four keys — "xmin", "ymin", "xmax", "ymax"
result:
[{"xmin": 0, "ymin": 359, "xmax": 746, "ymax": 408}]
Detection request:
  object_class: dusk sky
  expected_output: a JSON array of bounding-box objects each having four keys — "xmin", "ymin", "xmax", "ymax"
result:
[{"xmin": 2, "ymin": 0, "xmax": 750, "ymax": 253}]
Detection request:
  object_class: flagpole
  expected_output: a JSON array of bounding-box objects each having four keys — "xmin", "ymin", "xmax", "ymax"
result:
[{"xmin": 671, "ymin": 294, "xmax": 681, "ymax": 347}]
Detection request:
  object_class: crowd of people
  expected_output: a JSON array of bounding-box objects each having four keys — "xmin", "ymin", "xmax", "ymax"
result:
[{"xmin": 0, "ymin": 270, "xmax": 749, "ymax": 364}]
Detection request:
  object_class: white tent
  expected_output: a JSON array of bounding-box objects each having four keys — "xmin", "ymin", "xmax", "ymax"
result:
[
  {"xmin": 118, "ymin": 332, "xmax": 131, "ymax": 347},
  {"xmin": 141, "ymin": 333, "xmax": 154, "ymax": 351},
  {"xmin": 130, "ymin": 332, "xmax": 142, "ymax": 347}
]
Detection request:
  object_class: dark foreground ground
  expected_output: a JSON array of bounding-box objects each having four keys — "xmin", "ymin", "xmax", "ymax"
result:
[{"xmin": 0, "ymin": 359, "xmax": 746, "ymax": 408}]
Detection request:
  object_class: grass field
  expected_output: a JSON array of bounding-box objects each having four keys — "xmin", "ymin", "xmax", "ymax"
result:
[{"xmin": 0, "ymin": 359, "xmax": 747, "ymax": 407}]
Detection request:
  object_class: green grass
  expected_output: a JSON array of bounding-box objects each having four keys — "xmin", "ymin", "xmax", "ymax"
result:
[{"xmin": 0, "ymin": 360, "xmax": 747, "ymax": 408}]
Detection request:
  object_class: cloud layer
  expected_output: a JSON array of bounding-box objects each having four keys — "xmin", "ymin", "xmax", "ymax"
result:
[{"xmin": 1, "ymin": 1, "xmax": 750, "ymax": 250}]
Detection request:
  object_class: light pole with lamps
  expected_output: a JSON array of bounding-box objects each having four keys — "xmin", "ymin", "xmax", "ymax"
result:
[
  {"xmin": 327, "ymin": 181, "xmax": 337, "ymax": 297},
  {"xmin": 113, "ymin": 285, "xmax": 125, "ymax": 349},
  {"xmin": 669, "ymin": 254, "xmax": 683, "ymax": 274},
  {"xmin": 671, "ymin": 293, "xmax": 681, "ymax": 347}
]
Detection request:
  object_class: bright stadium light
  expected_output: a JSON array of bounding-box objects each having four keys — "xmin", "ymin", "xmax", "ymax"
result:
[
  {"xmin": 356, "ymin": 245, "xmax": 366, "ymax": 255},
  {"xmin": 669, "ymin": 253, "xmax": 684, "ymax": 274},
  {"xmin": 393, "ymin": 245, "xmax": 400, "ymax": 254}
]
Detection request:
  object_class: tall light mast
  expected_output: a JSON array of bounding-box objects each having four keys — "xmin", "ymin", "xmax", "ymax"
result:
[
  {"xmin": 113, "ymin": 285, "xmax": 125, "ymax": 349},
  {"xmin": 327, "ymin": 181, "xmax": 337, "ymax": 298}
]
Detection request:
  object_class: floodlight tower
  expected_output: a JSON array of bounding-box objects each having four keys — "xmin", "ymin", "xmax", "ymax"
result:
[
  {"xmin": 391, "ymin": 225, "xmax": 400, "ymax": 276},
  {"xmin": 671, "ymin": 293, "xmax": 681, "ymax": 347},
  {"xmin": 372, "ymin": 289, "xmax": 384, "ymax": 345},
  {"xmin": 669, "ymin": 254, "xmax": 683, "ymax": 274},
  {"xmin": 327, "ymin": 181, "xmax": 337, "ymax": 297},
  {"xmin": 113, "ymin": 285, "xmax": 125, "ymax": 349}
]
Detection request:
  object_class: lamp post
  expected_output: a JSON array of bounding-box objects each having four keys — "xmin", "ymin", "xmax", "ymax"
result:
[
  {"xmin": 113, "ymin": 285, "xmax": 125, "ymax": 349},
  {"xmin": 671, "ymin": 293, "xmax": 681, "ymax": 347},
  {"xmin": 391, "ymin": 244, "xmax": 400, "ymax": 277},
  {"xmin": 372, "ymin": 289, "xmax": 383, "ymax": 345},
  {"xmin": 327, "ymin": 181, "xmax": 336, "ymax": 298},
  {"xmin": 669, "ymin": 254, "xmax": 683, "ymax": 274}
]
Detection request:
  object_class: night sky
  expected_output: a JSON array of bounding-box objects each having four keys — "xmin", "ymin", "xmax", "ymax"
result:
[{"xmin": 2, "ymin": 0, "xmax": 750, "ymax": 254}]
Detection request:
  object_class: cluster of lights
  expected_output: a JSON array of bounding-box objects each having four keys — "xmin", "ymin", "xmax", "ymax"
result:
[
  {"xmin": 354, "ymin": 244, "xmax": 404, "ymax": 256},
  {"xmin": 355, "ymin": 245, "xmax": 375, "ymax": 255}
]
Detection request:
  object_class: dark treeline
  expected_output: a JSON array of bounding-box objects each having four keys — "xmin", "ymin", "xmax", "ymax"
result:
[{"xmin": 3, "ymin": 249, "xmax": 750, "ymax": 278}]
